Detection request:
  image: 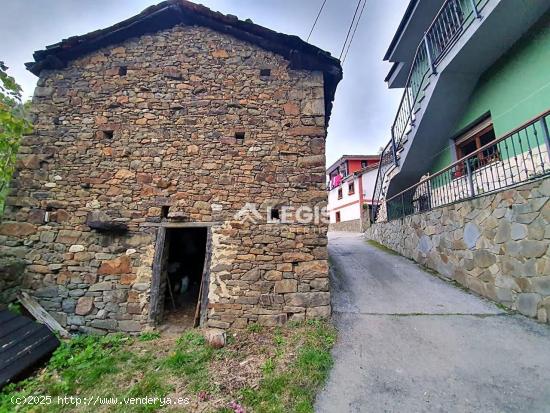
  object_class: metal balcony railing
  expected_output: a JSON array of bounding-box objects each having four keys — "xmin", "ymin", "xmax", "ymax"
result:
[
  {"xmin": 384, "ymin": 110, "xmax": 550, "ymax": 221},
  {"xmin": 372, "ymin": 0, "xmax": 490, "ymax": 222}
]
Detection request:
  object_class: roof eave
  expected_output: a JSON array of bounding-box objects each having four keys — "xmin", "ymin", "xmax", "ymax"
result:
[
  {"xmin": 25, "ymin": 0, "xmax": 342, "ymax": 123},
  {"xmin": 383, "ymin": 0, "xmax": 418, "ymax": 61}
]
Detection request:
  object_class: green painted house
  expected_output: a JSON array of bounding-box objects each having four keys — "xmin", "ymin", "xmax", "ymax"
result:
[{"xmin": 373, "ymin": 0, "xmax": 550, "ymax": 221}]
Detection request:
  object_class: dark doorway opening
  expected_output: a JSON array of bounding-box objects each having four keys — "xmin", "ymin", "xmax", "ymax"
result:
[{"xmin": 161, "ymin": 227, "xmax": 208, "ymax": 329}]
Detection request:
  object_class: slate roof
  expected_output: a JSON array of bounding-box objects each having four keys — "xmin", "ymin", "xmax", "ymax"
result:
[{"xmin": 25, "ymin": 0, "xmax": 343, "ymax": 122}]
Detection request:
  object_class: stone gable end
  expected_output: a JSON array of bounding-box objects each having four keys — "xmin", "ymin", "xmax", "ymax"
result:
[{"xmin": 1, "ymin": 24, "xmax": 332, "ymax": 333}]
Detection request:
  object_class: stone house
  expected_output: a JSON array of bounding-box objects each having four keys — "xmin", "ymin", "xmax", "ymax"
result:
[{"xmin": 0, "ymin": 0, "xmax": 342, "ymax": 333}]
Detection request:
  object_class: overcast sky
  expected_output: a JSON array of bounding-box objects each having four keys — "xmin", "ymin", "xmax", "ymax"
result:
[{"xmin": 0, "ymin": 0, "xmax": 408, "ymax": 166}]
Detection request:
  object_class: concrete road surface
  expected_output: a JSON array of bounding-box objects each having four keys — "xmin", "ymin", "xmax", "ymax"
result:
[{"xmin": 316, "ymin": 232, "xmax": 550, "ymax": 413}]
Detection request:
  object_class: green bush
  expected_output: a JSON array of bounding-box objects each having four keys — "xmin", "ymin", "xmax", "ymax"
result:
[{"xmin": 0, "ymin": 61, "xmax": 32, "ymax": 211}]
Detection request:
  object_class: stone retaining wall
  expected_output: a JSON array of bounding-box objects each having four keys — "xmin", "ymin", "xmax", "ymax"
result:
[
  {"xmin": 366, "ymin": 177, "xmax": 550, "ymax": 324},
  {"xmin": 329, "ymin": 219, "xmax": 361, "ymax": 232}
]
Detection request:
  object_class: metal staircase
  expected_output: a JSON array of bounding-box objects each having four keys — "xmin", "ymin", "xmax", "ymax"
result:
[{"xmin": 372, "ymin": 0, "xmax": 487, "ymax": 223}]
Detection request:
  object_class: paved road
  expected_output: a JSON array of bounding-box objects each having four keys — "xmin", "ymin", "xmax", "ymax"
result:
[{"xmin": 316, "ymin": 232, "xmax": 550, "ymax": 413}]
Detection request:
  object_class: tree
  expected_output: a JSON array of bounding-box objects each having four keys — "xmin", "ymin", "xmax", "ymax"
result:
[{"xmin": 0, "ymin": 61, "xmax": 32, "ymax": 210}]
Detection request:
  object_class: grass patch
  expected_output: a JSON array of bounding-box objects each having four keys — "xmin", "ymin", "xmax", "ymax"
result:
[
  {"xmin": 0, "ymin": 334, "xmax": 148, "ymax": 413},
  {"xmin": 493, "ymin": 301, "xmax": 512, "ymax": 312},
  {"xmin": 138, "ymin": 331, "xmax": 161, "ymax": 342},
  {"xmin": 240, "ymin": 319, "xmax": 336, "ymax": 413},
  {"xmin": 418, "ymin": 264, "xmax": 439, "ymax": 276},
  {"xmin": 0, "ymin": 321, "xmax": 337, "ymax": 413},
  {"xmin": 366, "ymin": 239, "xmax": 400, "ymax": 255},
  {"xmin": 7, "ymin": 302, "xmax": 22, "ymax": 314},
  {"xmin": 164, "ymin": 330, "xmax": 214, "ymax": 392},
  {"xmin": 247, "ymin": 322, "xmax": 263, "ymax": 333}
]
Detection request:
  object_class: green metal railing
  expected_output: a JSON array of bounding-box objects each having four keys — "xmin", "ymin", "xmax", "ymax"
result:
[{"xmin": 385, "ymin": 110, "xmax": 550, "ymax": 221}]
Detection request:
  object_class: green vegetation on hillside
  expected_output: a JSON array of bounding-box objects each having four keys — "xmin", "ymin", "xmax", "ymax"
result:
[
  {"xmin": 0, "ymin": 61, "xmax": 32, "ymax": 211},
  {"xmin": 0, "ymin": 320, "xmax": 336, "ymax": 413}
]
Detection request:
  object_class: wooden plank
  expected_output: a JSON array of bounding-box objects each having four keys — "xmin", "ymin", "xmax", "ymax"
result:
[
  {"xmin": 149, "ymin": 227, "xmax": 166, "ymax": 325},
  {"xmin": 140, "ymin": 221, "xmax": 221, "ymax": 228},
  {"xmin": 193, "ymin": 273, "xmax": 204, "ymax": 327},
  {"xmin": 198, "ymin": 228, "xmax": 212, "ymax": 327},
  {"xmin": 16, "ymin": 292, "xmax": 70, "ymax": 339}
]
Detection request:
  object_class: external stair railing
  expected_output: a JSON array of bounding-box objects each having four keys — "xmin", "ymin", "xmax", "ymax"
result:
[
  {"xmin": 371, "ymin": 0, "xmax": 488, "ymax": 223},
  {"xmin": 384, "ymin": 110, "xmax": 550, "ymax": 221}
]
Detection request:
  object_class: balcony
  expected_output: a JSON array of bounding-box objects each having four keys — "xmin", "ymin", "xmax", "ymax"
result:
[
  {"xmin": 372, "ymin": 0, "xmax": 549, "ymax": 222},
  {"xmin": 383, "ymin": 110, "xmax": 550, "ymax": 222}
]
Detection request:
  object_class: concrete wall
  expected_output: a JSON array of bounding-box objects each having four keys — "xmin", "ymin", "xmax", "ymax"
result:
[
  {"xmin": 328, "ymin": 176, "xmax": 360, "ymax": 223},
  {"xmin": 366, "ymin": 177, "xmax": 550, "ymax": 324},
  {"xmin": 361, "ymin": 168, "xmax": 378, "ymax": 203}
]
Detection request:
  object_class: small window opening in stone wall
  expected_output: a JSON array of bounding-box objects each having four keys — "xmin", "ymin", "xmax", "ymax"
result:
[
  {"xmin": 118, "ymin": 66, "xmax": 127, "ymax": 76},
  {"xmin": 235, "ymin": 132, "xmax": 245, "ymax": 144},
  {"xmin": 102, "ymin": 130, "xmax": 114, "ymax": 140},
  {"xmin": 260, "ymin": 68, "xmax": 271, "ymax": 77},
  {"xmin": 271, "ymin": 208, "xmax": 280, "ymax": 220},
  {"xmin": 161, "ymin": 206, "xmax": 170, "ymax": 218},
  {"xmin": 45, "ymin": 206, "xmax": 54, "ymax": 223}
]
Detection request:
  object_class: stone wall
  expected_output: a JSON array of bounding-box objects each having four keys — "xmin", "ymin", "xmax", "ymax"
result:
[
  {"xmin": 366, "ymin": 177, "xmax": 550, "ymax": 324},
  {"xmin": 0, "ymin": 257, "xmax": 26, "ymax": 307},
  {"xmin": 328, "ymin": 219, "xmax": 361, "ymax": 232},
  {"xmin": 0, "ymin": 24, "xmax": 331, "ymax": 333},
  {"xmin": 328, "ymin": 205, "xmax": 371, "ymax": 233}
]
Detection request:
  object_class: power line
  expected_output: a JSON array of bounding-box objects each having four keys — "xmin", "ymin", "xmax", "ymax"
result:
[
  {"xmin": 342, "ymin": 0, "xmax": 366, "ymax": 63},
  {"xmin": 339, "ymin": 0, "xmax": 362, "ymax": 60},
  {"xmin": 307, "ymin": 0, "xmax": 328, "ymax": 42}
]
